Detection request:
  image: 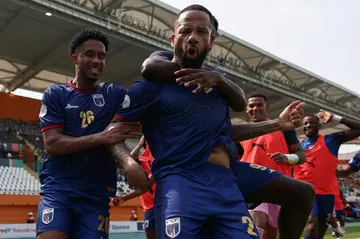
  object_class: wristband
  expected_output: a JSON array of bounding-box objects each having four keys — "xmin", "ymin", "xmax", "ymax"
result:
[
  {"xmin": 284, "ymin": 154, "xmax": 299, "ymax": 165},
  {"xmin": 332, "ymin": 114, "xmax": 343, "ymax": 124}
]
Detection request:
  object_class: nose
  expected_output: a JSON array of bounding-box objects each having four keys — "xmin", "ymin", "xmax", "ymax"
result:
[
  {"xmin": 92, "ymin": 56, "xmax": 101, "ymax": 64},
  {"xmin": 187, "ymin": 33, "xmax": 199, "ymax": 46}
]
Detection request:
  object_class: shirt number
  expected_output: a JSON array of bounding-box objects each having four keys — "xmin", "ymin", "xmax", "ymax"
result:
[
  {"xmin": 80, "ymin": 110, "xmax": 95, "ymax": 128},
  {"xmin": 98, "ymin": 215, "xmax": 109, "ymax": 234},
  {"xmin": 242, "ymin": 216, "xmax": 258, "ymax": 236}
]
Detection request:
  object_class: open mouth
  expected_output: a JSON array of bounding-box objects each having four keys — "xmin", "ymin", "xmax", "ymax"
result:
[
  {"xmin": 89, "ymin": 67, "xmax": 100, "ymax": 75},
  {"xmin": 186, "ymin": 47, "xmax": 198, "ymax": 59}
]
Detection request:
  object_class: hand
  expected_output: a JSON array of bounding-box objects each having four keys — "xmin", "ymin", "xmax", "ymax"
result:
[
  {"xmin": 124, "ymin": 161, "xmax": 151, "ymax": 191},
  {"xmin": 174, "ymin": 69, "xmax": 225, "ymax": 94},
  {"xmin": 101, "ymin": 122, "xmax": 141, "ymax": 145},
  {"xmin": 278, "ymin": 100, "xmax": 304, "ymax": 130},
  {"xmin": 267, "ymin": 152, "xmax": 289, "ymax": 165},
  {"xmin": 112, "ymin": 196, "xmax": 125, "ymax": 206},
  {"xmin": 317, "ymin": 110, "xmax": 333, "ymax": 124}
]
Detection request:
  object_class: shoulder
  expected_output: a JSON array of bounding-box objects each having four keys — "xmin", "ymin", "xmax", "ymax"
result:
[
  {"xmin": 42, "ymin": 83, "xmax": 69, "ymax": 101},
  {"xmin": 98, "ymin": 82, "xmax": 127, "ymax": 95},
  {"xmin": 149, "ymin": 50, "xmax": 173, "ymax": 60},
  {"xmin": 129, "ymin": 79, "xmax": 163, "ymax": 93}
]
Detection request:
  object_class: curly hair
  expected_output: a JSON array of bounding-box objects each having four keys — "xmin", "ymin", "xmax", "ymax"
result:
[{"xmin": 68, "ymin": 28, "xmax": 109, "ymax": 56}]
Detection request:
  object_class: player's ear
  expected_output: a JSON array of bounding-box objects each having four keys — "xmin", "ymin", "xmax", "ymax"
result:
[
  {"xmin": 71, "ymin": 54, "xmax": 78, "ymax": 64},
  {"xmin": 171, "ymin": 33, "xmax": 175, "ymax": 48},
  {"xmin": 209, "ymin": 35, "xmax": 214, "ymax": 49}
]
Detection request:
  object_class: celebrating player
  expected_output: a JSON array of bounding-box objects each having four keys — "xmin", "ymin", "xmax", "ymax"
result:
[
  {"xmin": 234, "ymin": 92, "xmax": 306, "ymax": 239},
  {"xmin": 294, "ymin": 110, "xmax": 360, "ymax": 239},
  {"xmin": 36, "ymin": 29, "xmax": 148, "ymax": 239},
  {"xmin": 109, "ymin": 4, "xmax": 262, "ymax": 238},
  {"xmin": 142, "ymin": 39, "xmax": 314, "ymax": 239}
]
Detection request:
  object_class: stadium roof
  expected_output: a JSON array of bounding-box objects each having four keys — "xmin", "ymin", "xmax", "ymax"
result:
[{"xmin": 0, "ymin": 0, "xmax": 359, "ymax": 143}]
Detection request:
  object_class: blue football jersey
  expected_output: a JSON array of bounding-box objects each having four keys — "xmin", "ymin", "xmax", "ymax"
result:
[
  {"xmin": 39, "ymin": 81, "xmax": 127, "ymax": 197},
  {"xmin": 349, "ymin": 151, "xmax": 360, "ymax": 172},
  {"xmin": 116, "ymin": 79, "xmax": 236, "ymax": 179}
]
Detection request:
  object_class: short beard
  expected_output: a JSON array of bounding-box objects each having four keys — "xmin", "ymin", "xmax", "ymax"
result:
[{"xmin": 174, "ymin": 47, "xmax": 209, "ymax": 69}]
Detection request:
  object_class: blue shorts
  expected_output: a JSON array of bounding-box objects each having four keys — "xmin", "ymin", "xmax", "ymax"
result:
[
  {"xmin": 36, "ymin": 190, "xmax": 110, "ymax": 238},
  {"xmin": 144, "ymin": 208, "xmax": 156, "ymax": 232},
  {"xmin": 154, "ymin": 162, "xmax": 259, "ymax": 239},
  {"xmin": 230, "ymin": 161, "xmax": 282, "ymax": 209},
  {"xmin": 311, "ymin": 194, "xmax": 335, "ymax": 226}
]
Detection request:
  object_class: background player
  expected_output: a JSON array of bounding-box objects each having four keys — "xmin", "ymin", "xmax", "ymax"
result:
[
  {"xmin": 294, "ymin": 110, "xmax": 360, "ymax": 239},
  {"xmin": 238, "ymin": 92, "xmax": 306, "ymax": 239},
  {"xmin": 337, "ymin": 151, "xmax": 360, "ymax": 178},
  {"xmin": 113, "ymin": 136, "xmax": 157, "ymax": 239},
  {"xmin": 109, "ymin": 4, "xmax": 262, "ymax": 239},
  {"xmin": 36, "ymin": 29, "xmax": 149, "ymax": 239}
]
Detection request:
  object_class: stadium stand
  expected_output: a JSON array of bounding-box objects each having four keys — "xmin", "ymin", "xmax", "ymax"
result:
[{"xmin": 0, "ymin": 166, "xmax": 40, "ymax": 195}]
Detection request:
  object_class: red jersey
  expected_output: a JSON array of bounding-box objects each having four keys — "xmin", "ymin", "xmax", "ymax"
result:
[
  {"xmin": 139, "ymin": 144, "xmax": 156, "ymax": 211},
  {"xmin": 240, "ymin": 130, "xmax": 292, "ymax": 176},
  {"xmin": 293, "ymin": 135, "xmax": 338, "ymax": 195}
]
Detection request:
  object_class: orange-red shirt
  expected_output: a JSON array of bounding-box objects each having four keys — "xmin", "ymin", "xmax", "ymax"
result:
[
  {"xmin": 293, "ymin": 135, "xmax": 338, "ymax": 195},
  {"xmin": 240, "ymin": 130, "xmax": 292, "ymax": 176},
  {"xmin": 139, "ymin": 144, "xmax": 156, "ymax": 211}
]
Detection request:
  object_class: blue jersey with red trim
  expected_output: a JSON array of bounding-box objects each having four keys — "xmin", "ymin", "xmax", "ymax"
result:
[
  {"xmin": 116, "ymin": 78, "xmax": 236, "ymax": 179},
  {"xmin": 39, "ymin": 81, "xmax": 127, "ymax": 197}
]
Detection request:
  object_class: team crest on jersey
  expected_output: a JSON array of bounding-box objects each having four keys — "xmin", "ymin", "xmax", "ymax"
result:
[
  {"xmin": 121, "ymin": 94, "xmax": 130, "ymax": 109},
  {"xmin": 143, "ymin": 220, "xmax": 149, "ymax": 229},
  {"xmin": 42, "ymin": 208, "xmax": 54, "ymax": 225},
  {"xmin": 165, "ymin": 217, "xmax": 180, "ymax": 238},
  {"xmin": 39, "ymin": 104, "xmax": 47, "ymax": 117},
  {"xmin": 92, "ymin": 94, "xmax": 105, "ymax": 107}
]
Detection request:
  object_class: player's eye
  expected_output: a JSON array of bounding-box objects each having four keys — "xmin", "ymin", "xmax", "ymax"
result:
[
  {"xmin": 98, "ymin": 53, "xmax": 105, "ymax": 60},
  {"xmin": 85, "ymin": 51, "xmax": 95, "ymax": 58}
]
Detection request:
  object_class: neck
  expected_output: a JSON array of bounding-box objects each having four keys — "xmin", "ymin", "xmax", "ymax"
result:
[
  {"xmin": 307, "ymin": 133, "xmax": 319, "ymax": 141},
  {"xmin": 72, "ymin": 73, "xmax": 96, "ymax": 89}
]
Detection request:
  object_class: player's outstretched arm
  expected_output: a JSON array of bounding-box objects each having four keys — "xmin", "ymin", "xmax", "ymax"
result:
[
  {"xmin": 130, "ymin": 136, "xmax": 145, "ymax": 158},
  {"xmin": 337, "ymin": 152, "xmax": 360, "ymax": 177},
  {"xmin": 318, "ymin": 110, "xmax": 360, "ymax": 142},
  {"xmin": 108, "ymin": 120, "xmax": 150, "ymax": 191},
  {"xmin": 112, "ymin": 189, "xmax": 147, "ymax": 206},
  {"xmin": 336, "ymin": 165, "xmax": 354, "ymax": 178},
  {"xmin": 43, "ymin": 122, "xmax": 140, "ymax": 156},
  {"xmin": 231, "ymin": 101, "xmax": 304, "ymax": 142}
]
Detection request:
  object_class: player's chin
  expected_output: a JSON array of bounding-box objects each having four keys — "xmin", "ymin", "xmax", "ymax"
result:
[{"xmin": 87, "ymin": 74, "xmax": 100, "ymax": 82}]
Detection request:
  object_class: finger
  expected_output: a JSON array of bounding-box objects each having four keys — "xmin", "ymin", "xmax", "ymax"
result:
[
  {"xmin": 290, "ymin": 114, "xmax": 302, "ymax": 120},
  {"xmin": 120, "ymin": 122, "xmax": 141, "ymax": 126},
  {"xmin": 285, "ymin": 100, "xmax": 301, "ymax": 111},
  {"xmin": 176, "ymin": 74, "xmax": 200, "ymax": 84},
  {"xmin": 295, "ymin": 102, "xmax": 305, "ymax": 110},
  {"xmin": 174, "ymin": 68, "xmax": 203, "ymax": 77},
  {"xmin": 183, "ymin": 78, "xmax": 203, "ymax": 87},
  {"xmin": 192, "ymin": 84, "xmax": 205, "ymax": 94}
]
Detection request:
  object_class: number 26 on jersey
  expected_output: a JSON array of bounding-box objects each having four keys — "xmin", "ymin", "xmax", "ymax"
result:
[{"xmin": 80, "ymin": 110, "xmax": 94, "ymax": 128}]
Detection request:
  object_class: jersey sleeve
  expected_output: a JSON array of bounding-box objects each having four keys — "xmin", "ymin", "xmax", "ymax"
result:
[
  {"xmin": 349, "ymin": 152, "xmax": 360, "ymax": 172},
  {"xmin": 326, "ymin": 131, "xmax": 347, "ymax": 146},
  {"xmin": 114, "ymin": 80, "xmax": 161, "ymax": 122},
  {"xmin": 149, "ymin": 50, "xmax": 173, "ymax": 60},
  {"xmin": 39, "ymin": 86, "xmax": 65, "ymax": 132},
  {"xmin": 281, "ymin": 130, "xmax": 300, "ymax": 145}
]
